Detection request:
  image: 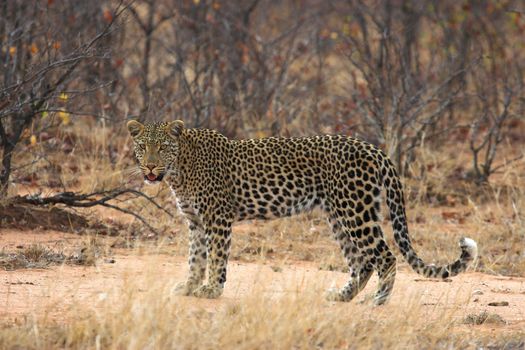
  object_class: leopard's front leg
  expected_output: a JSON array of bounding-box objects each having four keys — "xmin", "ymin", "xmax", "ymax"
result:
[
  {"xmin": 173, "ymin": 205, "xmax": 207, "ymax": 296},
  {"xmin": 193, "ymin": 214, "xmax": 232, "ymax": 299}
]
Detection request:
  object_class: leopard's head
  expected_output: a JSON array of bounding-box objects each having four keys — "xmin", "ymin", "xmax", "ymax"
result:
[{"xmin": 126, "ymin": 120, "xmax": 184, "ymax": 184}]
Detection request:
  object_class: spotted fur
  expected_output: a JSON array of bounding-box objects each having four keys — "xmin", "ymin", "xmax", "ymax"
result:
[{"xmin": 127, "ymin": 120, "xmax": 478, "ymax": 304}]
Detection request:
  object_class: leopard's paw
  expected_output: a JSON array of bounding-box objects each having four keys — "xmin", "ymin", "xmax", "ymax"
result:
[
  {"xmin": 358, "ymin": 293, "xmax": 375, "ymax": 304},
  {"xmin": 326, "ymin": 287, "xmax": 346, "ymax": 302},
  {"xmin": 172, "ymin": 281, "xmax": 200, "ymax": 296},
  {"xmin": 192, "ymin": 284, "xmax": 223, "ymax": 299}
]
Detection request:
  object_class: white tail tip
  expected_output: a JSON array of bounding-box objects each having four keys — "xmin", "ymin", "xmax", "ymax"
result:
[{"xmin": 460, "ymin": 237, "xmax": 478, "ymax": 261}]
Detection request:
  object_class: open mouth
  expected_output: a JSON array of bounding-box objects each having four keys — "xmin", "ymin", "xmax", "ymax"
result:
[{"xmin": 144, "ymin": 173, "xmax": 164, "ymax": 182}]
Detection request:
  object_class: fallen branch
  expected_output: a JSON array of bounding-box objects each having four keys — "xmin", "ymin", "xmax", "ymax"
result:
[{"xmin": 12, "ymin": 188, "xmax": 171, "ymax": 235}]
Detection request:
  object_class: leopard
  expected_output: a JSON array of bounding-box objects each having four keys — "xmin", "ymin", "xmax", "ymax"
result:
[{"xmin": 127, "ymin": 119, "xmax": 478, "ymax": 305}]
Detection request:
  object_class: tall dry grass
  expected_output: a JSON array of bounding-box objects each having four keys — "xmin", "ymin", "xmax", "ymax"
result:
[{"xmin": 0, "ymin": 261, "xmax": 522, "ymax": 350}]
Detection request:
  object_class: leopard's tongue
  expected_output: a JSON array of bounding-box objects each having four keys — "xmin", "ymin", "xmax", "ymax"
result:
[{"xmin": 147, "ymin": 174, "xmax": 157, "ymax": 181}]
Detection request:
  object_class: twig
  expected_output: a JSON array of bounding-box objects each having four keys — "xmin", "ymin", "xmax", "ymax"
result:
[
  {"xmin": 12, "ymin": 188, "xmax": 173, "ymax": 235},
  {"xmin": 491, "ymin": 154, "xmax": 525, "ymax": 173}
]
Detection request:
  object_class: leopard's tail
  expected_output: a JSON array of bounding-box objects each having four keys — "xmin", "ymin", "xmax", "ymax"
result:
[{"xmin": 380, "ymin": 157, "xmax": 477, "ymax": 279}]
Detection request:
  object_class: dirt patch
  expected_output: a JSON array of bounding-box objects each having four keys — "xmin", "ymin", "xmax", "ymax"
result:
[
  {"xmin": 0, "ymin": 228, "xmax": 524, "ymax": 350},
  {"xmin": 1, "ymin": 240, "xmax": 524, "ymax": 331},
  {"xmin": 0, "ymin": 203, "xmax": 89, "ymax": 232},
  {"xmin": 0, "ymin": 203, "xmax": 124, "ymax": 236}
]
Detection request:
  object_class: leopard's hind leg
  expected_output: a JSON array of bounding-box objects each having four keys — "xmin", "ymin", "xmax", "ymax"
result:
[
  {"xmin": 370, "ymin": 235, "xmax": 397, "ymax": 305},
  {"xmin": 326, "ymin": 216, "xmax": 374, "ymax": 302}
]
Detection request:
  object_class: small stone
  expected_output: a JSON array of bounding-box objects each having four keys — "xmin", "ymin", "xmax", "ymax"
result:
[
  {"xmin": 270, "ymin": 265, "xmax": 282, "ymax": 272},
  {"xmin": 488, "ymin": 301, "xmax": 509, "ymax": 307},
  {"xmin": 472, "ymin": 290, "xmax": 484, "ymax": 296}
]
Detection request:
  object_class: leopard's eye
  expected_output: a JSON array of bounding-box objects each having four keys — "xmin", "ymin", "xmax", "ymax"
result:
[{"xmin": 138, "ymin": 143, "xmax": 146, "ymax": 150}]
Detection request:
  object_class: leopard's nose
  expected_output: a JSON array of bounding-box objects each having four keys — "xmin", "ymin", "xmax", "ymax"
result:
[{"xmin": 146, "ymin": 163, "xmax": 156, "ymax": 171}]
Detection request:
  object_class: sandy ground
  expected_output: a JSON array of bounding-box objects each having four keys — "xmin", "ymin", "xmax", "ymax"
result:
[{"xmin": 1, "ymin": 229, "xmax": 524, "ymax": 335}]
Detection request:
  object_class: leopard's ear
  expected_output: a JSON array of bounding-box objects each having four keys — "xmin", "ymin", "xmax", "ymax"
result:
[
  {"xmin": 166, "ymin": 120, "xmax": 184, "ymax": 139},
  {"xmin": 127, "ymin": 120, "xmax": 144, "ymax": 138}
]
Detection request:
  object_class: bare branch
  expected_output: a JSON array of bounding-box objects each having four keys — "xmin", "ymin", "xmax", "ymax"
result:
[{"xmin": 12, "ymin": 188, "xmax": 173, "ymax": 235}]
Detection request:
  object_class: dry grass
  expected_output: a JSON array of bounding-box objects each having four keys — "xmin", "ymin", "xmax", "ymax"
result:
[
  {"xmin": 464, "ymin": 311, "xmax": 507, "ymax": 326},
  {"xmin": 0, "ymin": 237, "xmax": 110, "ymax": 270},
  {"xmin": 0, "ymin": 245, "xmax": 69, "ymax": 270},
  {"xmin": 0, "ymin": 268, "xmax": 523, "ymax": 350}
]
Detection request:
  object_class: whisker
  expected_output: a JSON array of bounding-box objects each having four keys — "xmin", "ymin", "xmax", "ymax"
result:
[
  {"xmin": 123, "ymin": 166, "xmax": 144, "ymax": 177},
  {"xmin": 120, "ymin": 166, "xmax": 138, "ymax": 174}
]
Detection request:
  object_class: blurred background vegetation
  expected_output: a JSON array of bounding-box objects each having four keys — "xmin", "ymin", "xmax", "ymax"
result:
[
  {"xmin": 0, "ymin": 0, "xmax": 524, "ymax": 242},
  {"xmin": 1, "ymin": 0, "xmax": 523, "ymax": 198}
]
